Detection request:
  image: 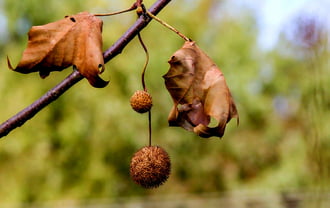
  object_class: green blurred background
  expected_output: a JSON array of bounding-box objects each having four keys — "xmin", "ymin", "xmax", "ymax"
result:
[{"xmin": 0, "ymin": 0, "xmax": 329, "ymax": 207}]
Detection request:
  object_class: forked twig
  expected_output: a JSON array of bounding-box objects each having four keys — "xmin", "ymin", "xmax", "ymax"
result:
[{"xmin": 0, "ymin": 0, "xmax": 172, "ymax": 138}]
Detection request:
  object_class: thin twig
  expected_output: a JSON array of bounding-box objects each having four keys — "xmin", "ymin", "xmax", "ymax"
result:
[{"xmin": 0, "ymin": 0, "xmax": 172, "ymax": 138}]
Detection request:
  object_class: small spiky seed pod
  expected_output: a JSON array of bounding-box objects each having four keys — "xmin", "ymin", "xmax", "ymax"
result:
[
  {"xmin": 130, "ymin": 146, "xmax": 171, "ymax": 189},
  {"xmin": 130, "ymin": 90, "xmax": 153, "ymax": 113}
]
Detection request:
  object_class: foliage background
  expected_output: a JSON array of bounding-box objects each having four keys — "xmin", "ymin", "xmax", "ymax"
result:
[{"xmin": 0, "ymin": 0, "xmax": 329, "ymax": 207}]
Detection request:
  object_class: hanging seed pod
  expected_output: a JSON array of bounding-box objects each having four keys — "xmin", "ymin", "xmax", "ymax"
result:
[
  {"xmin": 130, "ymin": 90, "xmax": 153, "ymax": 113},
  {"xmin": 130, "ymin": 146, "xmax": 171, "ymax": 189}
]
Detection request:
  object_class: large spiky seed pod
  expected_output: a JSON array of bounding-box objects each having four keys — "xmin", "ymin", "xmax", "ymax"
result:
[
  {"xmin": 130, "ymin": 90, "xmax": 153, "ymax": 113},
  {"xmin": 130, "ymin": 146, "xmax": 171, "ymax": 189}
]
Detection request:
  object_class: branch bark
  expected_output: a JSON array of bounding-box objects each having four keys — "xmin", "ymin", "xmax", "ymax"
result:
[{"xmin": 0, "ymin": 0, "xmax": 172, "ymax": 138}]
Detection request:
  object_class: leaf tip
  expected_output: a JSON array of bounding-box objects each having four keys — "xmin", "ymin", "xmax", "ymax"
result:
[
  {"xmin": 6, "ymin": 56, "xmax": 15, "ymax": 70},
  {"xmin": 193, "ymin": 124, "xmax": 225, "ymax": 138},
  {"xmin": 88, "ymin": 76, "xmax": 109, "ymax": 88},
  {"xmin": 39, "ymin": 71, "xmax": 50, "ymax": 79}
]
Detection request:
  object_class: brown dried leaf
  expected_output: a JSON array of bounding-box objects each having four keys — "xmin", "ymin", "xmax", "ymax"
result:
[
  {"xmin": 163, "ymin": 41, "xmax": 239, "ymax": 138},
  {"xmin": 7, "ymin": 12, "xmax": 108, "ymax": 88}
]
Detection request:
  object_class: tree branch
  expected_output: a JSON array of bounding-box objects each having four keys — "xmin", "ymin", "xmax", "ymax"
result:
[{"xmin": 0, "ymin": 0, "xmax": 172, "ymax": 138}]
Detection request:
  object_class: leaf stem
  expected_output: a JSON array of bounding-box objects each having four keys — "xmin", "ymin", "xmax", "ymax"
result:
[
  {"xmin": 146, "ymin": 10, "xmax": 190, "ymax": 41},
  {"xmin": 94, "ymin": 5, "xmax": 136, "ymax": 17}
]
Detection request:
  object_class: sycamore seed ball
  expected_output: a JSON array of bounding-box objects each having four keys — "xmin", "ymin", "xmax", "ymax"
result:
[
  {"xmin": 130, "ymin": 146, "xmax": 171, "ymax": 189},
  {"xmin": 130, "ymin": 90, "xmax": 153, "ymax": 113}
]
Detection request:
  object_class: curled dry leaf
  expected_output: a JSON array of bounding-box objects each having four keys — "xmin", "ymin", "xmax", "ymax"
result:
[
  {"xmin": 7, "ymin": 12, "xmax": 108, "ymax": 88},
  {"xmin": 163, "ymin": 41, "xmax": 239, "ymax": 138}
]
